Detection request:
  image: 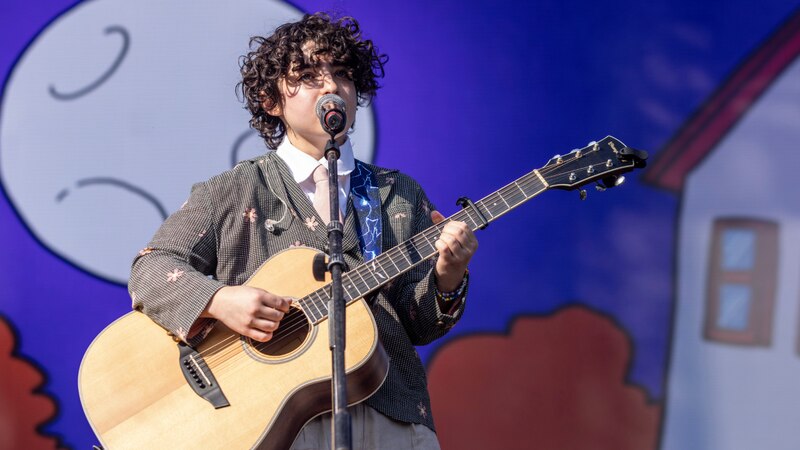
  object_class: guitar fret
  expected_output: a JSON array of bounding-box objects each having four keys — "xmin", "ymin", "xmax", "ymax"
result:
[
  {"xmin": 482, "ymin": 197, "xmax": 505, "ymax": 218},
  {"xmin": 371, "ymin": 259, "xmax": 390, "ymax": 282},
  {"xmin": 392, "ymin": 246, "xmax": 413, "ymax": 270},
  {"xmin": 518, "ymin": 175, "xmax": 544, "ymax": 198},
  {"xmin": 304, "ymin": 293, "xmax": 323, "ymax": 320},
  {"xmin": 313, "ymin": 290, "xmax": 329, "ymax": 318},
  {"xmin": 299, "ymin": 301, "xmax": 317, "ymax": 322},
  {"xmin": 484, "ymin": 191, "xmax": 510, "ymax": 216},
  {"xmin": 384, "ymin": 251, "xmax": 403, "ymax": 276},
  {"xmin": 497, "ymin": 192, "xmax": 524, "ymax": 211},
  {"xmin": 343, "ymin": 273, "xmax": 362, "ymax": 299},
  {"xmin": 353, "ymin": 269, "xmax": 372, "ymax": 296},
  {"xmin": 360, "ymin": 264, "xmax": 380, "ymax": 288},
  {"xmin": 404, "ymin": 239, "xmax": 420, "ymax": 261},
  {"xmin": 419, "ymin": 231, "xmax": 436, "ymax": 250},
  {"xmin": 504, "ymin": 182, "xmax": 530, "ymax": 204},
  {"xmin": 478, "ymin": 203, "xmax": 495, "ymax": 220},
  {"xmin": 512, "ymin": 180, "xmax": 527, "ymax": 198},
  {"xmin": 464, "ymin": 210, "xmax": 481, "ymax": 229}
]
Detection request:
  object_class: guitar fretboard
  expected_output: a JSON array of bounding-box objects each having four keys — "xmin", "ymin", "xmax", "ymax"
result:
[{"xmin": 298, "ymin": 169, "xmax": 549, "ymax": 323}]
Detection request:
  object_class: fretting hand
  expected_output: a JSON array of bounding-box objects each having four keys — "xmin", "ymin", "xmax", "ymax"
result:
[{"xmin": 431, "ymin": 210, "xmax": 478, "ymax": 292}]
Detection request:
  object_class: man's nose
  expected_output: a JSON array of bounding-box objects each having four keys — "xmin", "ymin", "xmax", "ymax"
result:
[{"xmin": 320, "ymin": 71, "xmax": 338, "ymax": 94}]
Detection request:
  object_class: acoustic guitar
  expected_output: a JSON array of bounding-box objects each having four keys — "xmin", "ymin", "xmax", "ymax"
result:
[{"xmin": 78, "ymin": 136, "xmax": 647, "ymax": 449}]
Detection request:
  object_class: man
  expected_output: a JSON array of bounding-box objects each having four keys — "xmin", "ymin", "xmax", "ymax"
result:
[{"xmin": 130, "ymin": 13, "xmax": 477, "ymax": 449}]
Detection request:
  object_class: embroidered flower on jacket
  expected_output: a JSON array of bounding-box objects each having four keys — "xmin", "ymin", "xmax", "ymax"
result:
[
  {"xmin": 289, "ymin": 241, "xmax": 304, "ymax": 248},
  {"xmin": 243, "ymin": 207, "xmax": 258, "ymax": 223},
  {"xmin": 304, "ymin": 216, "xmax": 320, "ymax": 231},
  {"xmin": 393, "ymin": 212, "xmax": 407, "ymax": 219},
  {"xmin": 176, "ymin": 326, "xmax": 187, "ymax": 341},
  {"xmin": 166, "ymin": 269, "xmax": 185, "ymax": 282},
  {"xmin": 417, "ymin": 402, "xmax": 427, "ymax": 418},
  {"xmin": 198, "ymin": 230, "xmax": 207, "ymax": 238},
  {"xmin": 138, "ymin": 247, "xmax": 154, "ymax": 256}
]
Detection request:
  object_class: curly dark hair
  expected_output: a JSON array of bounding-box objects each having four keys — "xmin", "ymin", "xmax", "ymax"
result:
[{"xmin": 238, "ymin": 13, "xmax": 387, "ymax": 149}]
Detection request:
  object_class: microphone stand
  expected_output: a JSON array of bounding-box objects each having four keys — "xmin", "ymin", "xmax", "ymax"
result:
[{"xmin": 324, "ymin": 134, "xmax": 351, "ymax": 450}]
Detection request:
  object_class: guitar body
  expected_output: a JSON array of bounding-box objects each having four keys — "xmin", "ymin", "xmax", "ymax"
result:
[{"xmin": 79, "ymin": 247, "xmax": 389, "ymax": 450}]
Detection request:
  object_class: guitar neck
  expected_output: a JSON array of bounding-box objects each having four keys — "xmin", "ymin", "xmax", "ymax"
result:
[{"xmin": 298, "ymin": 169, "xmax": 549, "ymax": 323}]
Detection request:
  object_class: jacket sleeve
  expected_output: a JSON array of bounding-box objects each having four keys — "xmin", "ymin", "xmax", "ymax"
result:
[
  {"xmin": 128, "ymin": 182, "xmax": 225, "ymax": 344},
  {"xmin": 385, "ymin": 181, "xmax": 468, "ymax": 346}
]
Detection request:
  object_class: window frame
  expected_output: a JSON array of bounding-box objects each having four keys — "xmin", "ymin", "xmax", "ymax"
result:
[{"xmin": 704, "ymin": 217, "xmax": 778, "ymax": 346}]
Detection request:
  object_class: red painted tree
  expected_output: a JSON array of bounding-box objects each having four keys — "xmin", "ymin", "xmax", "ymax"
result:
[
  {"xmin": 0, "ymin": 316, "xmax": 62, "ymax": 450},
  {"xmin": 428, "ymin": 306, "xmax": 661, "ymax": 450}
]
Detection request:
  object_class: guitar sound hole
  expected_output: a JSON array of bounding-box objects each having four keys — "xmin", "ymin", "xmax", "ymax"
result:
[{"xmin": 251, "ymin": 306, "xmax": 310, "ymax": 357}]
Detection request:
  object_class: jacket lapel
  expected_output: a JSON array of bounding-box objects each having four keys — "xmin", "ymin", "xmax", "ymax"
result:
[
  {"xmin": 264, "ymin": 154, "xmax": 397, "ymax": 259},
  {"xmin": 376, "ymin": 169, "xmax": 397, "ymax": 215},
  {"xmin": 341, "ymin": 198, "xmax": 361, "ymax": 255},
  {"xmin": 265, "ymin": 153, "xmax": 329, "ymax": 245}
]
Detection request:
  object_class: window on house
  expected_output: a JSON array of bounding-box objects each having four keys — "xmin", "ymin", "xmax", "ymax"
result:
[{"xmin": 704, "ymin": 218, "xmax": 778, "ymax": 346}]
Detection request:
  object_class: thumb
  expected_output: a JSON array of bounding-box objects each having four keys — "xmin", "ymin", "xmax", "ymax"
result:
[{"xmin": 431, "ymin": 210, "xmax": 446, "ymax": 224}]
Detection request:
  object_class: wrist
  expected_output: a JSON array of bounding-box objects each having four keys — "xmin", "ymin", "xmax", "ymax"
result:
[
  {"xmin": 435, "ymin": 269, "xmax": 469, "ymax": 304},
  {"xmin": 202, "ymin": 285, "xmax": 230, "ymax": 319}
]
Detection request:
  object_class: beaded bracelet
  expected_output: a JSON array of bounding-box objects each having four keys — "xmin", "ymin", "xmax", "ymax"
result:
[{"xmin": 435, "ymin": 269, "xmax": 469, "ymax": 303}]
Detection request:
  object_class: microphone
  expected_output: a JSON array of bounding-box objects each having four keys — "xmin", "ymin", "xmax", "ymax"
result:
[{"xmin": 315, "ymin": 94, "xmax": 347, "ymax": 136}]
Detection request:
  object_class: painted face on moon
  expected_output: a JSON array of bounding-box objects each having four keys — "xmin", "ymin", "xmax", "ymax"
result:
[{"xmin": 0, "ymin": 0, "xmax": 376, "ymax": 284}]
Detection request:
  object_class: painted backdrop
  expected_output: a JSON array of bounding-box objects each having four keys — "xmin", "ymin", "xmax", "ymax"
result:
[{"xmin": 1, "ymin": 1, "xmax": 798, "ymax": 449}]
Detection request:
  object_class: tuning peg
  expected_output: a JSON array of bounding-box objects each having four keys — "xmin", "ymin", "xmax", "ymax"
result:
[
  {"xmin": 579, "ymin": 189, "xmax": 587, "ymax": 200},
  {"xmin": 599, "ymin": 175, "xmax": 625, "ymax": 189}
]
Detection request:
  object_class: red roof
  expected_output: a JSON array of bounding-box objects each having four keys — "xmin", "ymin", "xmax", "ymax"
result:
[{"xmin": 644, "ymin": 8, "xmax": 800, "ymax": 192}]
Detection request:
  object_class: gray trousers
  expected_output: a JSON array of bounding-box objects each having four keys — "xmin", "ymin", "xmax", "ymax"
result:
[{"xmin": 289, "ymin": 404, "xmax": 441, "ymax": 450}]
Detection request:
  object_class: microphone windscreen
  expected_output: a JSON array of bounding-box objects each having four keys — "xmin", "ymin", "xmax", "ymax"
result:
[{"xmin": 315, "ymin": 94, "xmax": 346, "ymax": 119}]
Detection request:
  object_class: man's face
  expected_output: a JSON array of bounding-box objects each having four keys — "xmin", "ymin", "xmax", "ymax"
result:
[{"xmin": 273, "ymin": 43, "xmax": 358, "ymax": 156}]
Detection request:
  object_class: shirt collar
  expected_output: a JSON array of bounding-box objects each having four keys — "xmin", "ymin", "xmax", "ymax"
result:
[{"xmin": 275, "ymin": 136, "xmax": 355, "ymax": 184}]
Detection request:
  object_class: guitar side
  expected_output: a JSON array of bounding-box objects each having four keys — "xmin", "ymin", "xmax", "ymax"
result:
[{"xmin": 79, "ymin": 247, "xmax": 388, "ymax": 450}]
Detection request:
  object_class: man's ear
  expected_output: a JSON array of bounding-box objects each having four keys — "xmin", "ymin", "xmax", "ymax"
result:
[
  {"xmin": 260, "ymin": 91, "xmax": 282, "ymax": 116},
  {"xmin": 263, "ymin": 101, "xmax": 282, "ymax": 117}
]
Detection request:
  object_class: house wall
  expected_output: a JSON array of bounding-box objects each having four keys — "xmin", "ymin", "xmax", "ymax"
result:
[{"xmin": 662, "ymin": 60, "xmax": 800, "ymax": 449}]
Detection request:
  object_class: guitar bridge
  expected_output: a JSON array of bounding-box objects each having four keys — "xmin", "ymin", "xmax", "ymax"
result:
[{"xmin": 178, "ymin": 342, "xmax": 230, "ymax": 409}]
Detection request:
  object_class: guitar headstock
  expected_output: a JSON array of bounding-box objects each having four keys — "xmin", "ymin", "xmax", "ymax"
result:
[{"xmin": 538, "ymin": 136, "xmax": 648, "ymax": 191}]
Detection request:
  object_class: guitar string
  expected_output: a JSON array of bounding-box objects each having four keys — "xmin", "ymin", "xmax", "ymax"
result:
[
  {"xmin": 195, "ymin": 145, "xmax": 613, "ymax": 367},
  {"xmin": 201, "ymin": 233, "xmax": 442, "ymax": 369},
  {"xmin": 205, "ymin": 186, "xmax": 580, "ymax": 369},
  {"xmin": 201, "ymin": 170, "xmax": 552, "ymax": 368},
  {"xmin": 201, "ymin": 220, "xmax": 449, "ymax": 369},
  {"xmin": 198, "ymin": 246, "xmax": 419, "ymax": 365},
  {"xmin": 199, "ymin": 183, "xmax": 537, "ymax": 369},
  {"xmin": 198, "ymin": 219, "xmax": 449, "ymax": 364},
  {"xmin": 199, "ymin": 166, "xmax": 548, "ymax": 367}
]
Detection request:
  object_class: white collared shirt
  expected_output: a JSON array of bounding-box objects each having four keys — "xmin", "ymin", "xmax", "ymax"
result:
[{"xmin": 275, "ymin": 137, "xmax": 354, "ymax": 218}]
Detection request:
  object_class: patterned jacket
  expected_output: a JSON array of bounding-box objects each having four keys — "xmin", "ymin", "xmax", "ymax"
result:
[{"xmin": 129, "ymin": 151, "xmax": 467, "ymax": 431}]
